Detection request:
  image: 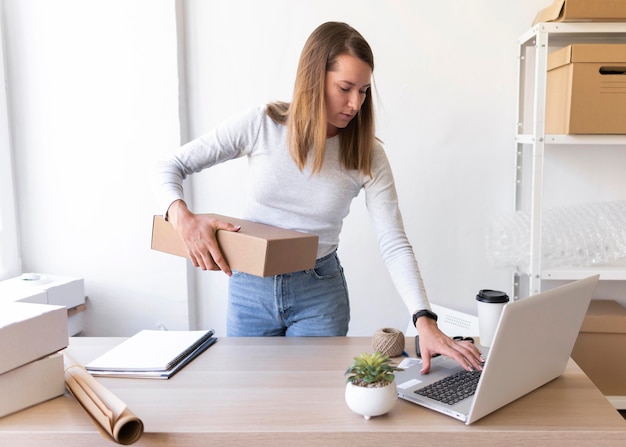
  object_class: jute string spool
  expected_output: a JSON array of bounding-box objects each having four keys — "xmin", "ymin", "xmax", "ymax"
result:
[{"xmin": 372, "ymin": 327, "xmax": 405, "ymax": 357}]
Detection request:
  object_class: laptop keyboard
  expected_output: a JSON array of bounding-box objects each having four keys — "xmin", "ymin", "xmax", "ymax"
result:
[{"xmin": 414, "ymin": 370, "xmax": 482, "ymax": 405}]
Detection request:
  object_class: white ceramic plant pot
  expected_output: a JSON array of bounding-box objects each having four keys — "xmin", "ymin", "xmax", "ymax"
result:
[{"xmin": 345, "ymin": 380, "xmax": 398, "ymax": 420}]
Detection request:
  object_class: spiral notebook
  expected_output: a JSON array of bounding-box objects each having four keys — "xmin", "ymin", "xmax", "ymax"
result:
[{"xmin": 86, "ymin": 329, "xmax": 216, "ymax": 379}]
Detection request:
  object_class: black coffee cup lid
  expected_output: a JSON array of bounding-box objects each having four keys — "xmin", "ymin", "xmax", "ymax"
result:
[{"xmin": 476, "ymin": 289, "xmax": 509, "ymax": 303}]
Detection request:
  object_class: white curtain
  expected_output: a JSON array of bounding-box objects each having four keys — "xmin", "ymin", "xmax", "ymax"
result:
[{"xmin": 0, "ymin": 13, "xmax": 21, "ymax": 280}]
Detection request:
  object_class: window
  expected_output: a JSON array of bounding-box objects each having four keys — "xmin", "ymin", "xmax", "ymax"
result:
[{"xmin": 0, "ymin": 16, "xmax": 20, "ymax": 279}]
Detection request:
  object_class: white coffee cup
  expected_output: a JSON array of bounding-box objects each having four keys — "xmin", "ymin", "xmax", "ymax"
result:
[{"xmin": 476, "ymin": 289, "xmax": 509, "ymax": 347}]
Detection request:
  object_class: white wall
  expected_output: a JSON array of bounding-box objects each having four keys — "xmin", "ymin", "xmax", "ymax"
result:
[
  {"xmin": 2, "ymin": 0, "xmax": 189, "ymax": 335},
  {"xmin": 5, "ymin": 0, "xmax": 596, "ymax": 337}
]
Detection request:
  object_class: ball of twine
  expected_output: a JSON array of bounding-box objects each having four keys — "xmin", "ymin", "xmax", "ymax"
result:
[{"xmin": 372, "ymin": 327, "xmax": 405, "ymax": 357}]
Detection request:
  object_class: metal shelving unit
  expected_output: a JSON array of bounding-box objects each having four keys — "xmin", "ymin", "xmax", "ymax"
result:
[{"xmin": 514, "ymin": 22, "xmax": 626, "ymax": 299}]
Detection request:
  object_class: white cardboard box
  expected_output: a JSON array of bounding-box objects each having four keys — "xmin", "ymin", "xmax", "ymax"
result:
[
  {"xmin": 0, "ymin": 274, "xmax": 86, "ymax": 336},
  {"xmin": 0, "ymin": 281, "xmax": 47, "ymax": 304},
  {"xmin": 0, "ymin": 352, "xmax": 65, "ymax": 418},
  {"xmin": 0, "ymin": 273, "xmax": 85, "ymax": 308},
  {"xmin": 0, "ymin": 302, "xmax": 68, "ymax": 375}
]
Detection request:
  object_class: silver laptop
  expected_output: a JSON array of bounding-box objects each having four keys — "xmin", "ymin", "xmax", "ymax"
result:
[{"xmin": 395, "ymin": 275, "xmax": 599, "ymax": 424}]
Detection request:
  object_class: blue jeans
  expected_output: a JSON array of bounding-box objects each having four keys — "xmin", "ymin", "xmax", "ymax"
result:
[{"xmin": 227, "ymin": 251, "xmax": 350, "ymax": 336}]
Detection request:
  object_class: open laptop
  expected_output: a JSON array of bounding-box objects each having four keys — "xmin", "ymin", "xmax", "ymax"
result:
[{"xmin": 395, "ymin": 275, "xmax": 599, "ymax": 424}]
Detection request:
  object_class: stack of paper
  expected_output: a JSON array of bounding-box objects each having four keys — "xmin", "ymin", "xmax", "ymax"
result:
[
  {"xmin": 0, "ymin": 302, "xmax": 68, "ymax": 418},
  {"xmin": 86, "ymin": 329, "xmax": 217, "ymax": 379}
]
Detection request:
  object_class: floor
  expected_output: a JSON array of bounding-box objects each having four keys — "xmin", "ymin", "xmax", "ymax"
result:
[{"xmin": 620, "ymin": 410, "xmax": 626, "ymax": 420}]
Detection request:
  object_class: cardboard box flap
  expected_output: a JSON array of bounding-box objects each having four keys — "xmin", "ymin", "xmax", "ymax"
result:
[
  {"xmin": 534, "ymin": 0, "xmax": 567, "ymax": 24},
  {"xmin": 580, "ymin": 299, "xmax": 626, "ymax": 333},
  {"xmin": 568, "ymin": 44, "xmax": 626, "ymax": 63},
  {"xmin": 548, "ymin": 44, "xmax": 626, "ymax": 71},
  {"xmin": 534, "ymin": 0, "xmax": 626, "ymax": 25},
  {"xmin": 548, "ymin": 45, "xmax": 574, "ymax": 71}
]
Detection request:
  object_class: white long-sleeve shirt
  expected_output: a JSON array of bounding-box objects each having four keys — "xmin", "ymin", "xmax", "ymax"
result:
[{"xmin": 155, "ymin": 105, "xmax": 430, "ymax": 315}]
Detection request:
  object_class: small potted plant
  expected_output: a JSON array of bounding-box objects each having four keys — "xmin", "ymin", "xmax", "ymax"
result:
[{"xmin": 344, "ymin": 351, "xmax": 403, "ymax": 419}]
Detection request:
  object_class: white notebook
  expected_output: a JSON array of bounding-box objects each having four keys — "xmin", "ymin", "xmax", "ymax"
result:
[{"xmin": 86, "ymin": 329, "xmax": 215, "ymax": 373}]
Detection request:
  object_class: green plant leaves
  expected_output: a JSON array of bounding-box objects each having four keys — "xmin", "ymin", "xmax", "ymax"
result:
[{"xmin": 345, "ymin": 351, "xmax": 403, "ymax": 386}]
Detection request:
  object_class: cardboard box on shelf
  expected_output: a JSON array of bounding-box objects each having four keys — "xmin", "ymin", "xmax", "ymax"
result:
[
  {"xmin": 571, "ymin": 299, "xmax": 626, "ymax": 396},
  {"xmin": 546, "ymin": 44, "xmax": 626, "ymax": 134},
  {"xmin": 0, "ymin": 302, "xmax": 68, "ymax": 375},
  {"xmin": 151, "ymin": 214, "xmax": 319, "ymax": 277},
  {"xmin": 534, "ymin": 0, "xmax": 626, "ymax": 25},
  {"xmin": 0, "ymin": 352, "xmax": 65, "ymax": 418}
]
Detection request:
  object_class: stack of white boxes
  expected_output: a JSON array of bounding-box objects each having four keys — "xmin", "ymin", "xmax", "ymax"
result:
[
  {"xmin": 0, "ymin": 302, "xmax": 69, "ymax": 417},
  {"xmin": 0, "ymin": 273, "xmax": 86, "ymax": 336}
]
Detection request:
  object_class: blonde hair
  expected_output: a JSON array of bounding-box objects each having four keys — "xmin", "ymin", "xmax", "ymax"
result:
[{"xmin": 266, "ymin": 22, "xmax": 375, "ymax": 176}]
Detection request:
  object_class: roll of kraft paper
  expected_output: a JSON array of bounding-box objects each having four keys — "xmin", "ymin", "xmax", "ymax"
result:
[{"xmin": 63, "ymin": 353, "xmax": 144, "ymax": 445}]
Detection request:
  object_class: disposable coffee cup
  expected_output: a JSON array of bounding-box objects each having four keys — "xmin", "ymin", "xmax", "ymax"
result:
[{"xmin": 476, "ymin": 289, "xmax": 509, "ymax": 347}]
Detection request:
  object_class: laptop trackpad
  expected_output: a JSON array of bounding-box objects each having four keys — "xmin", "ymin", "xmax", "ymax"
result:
[{"xmin": 396, "ymin": 356, "xmax": 464, "ymax": 391}]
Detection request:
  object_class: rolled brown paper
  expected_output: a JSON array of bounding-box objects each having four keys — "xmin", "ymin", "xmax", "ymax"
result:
[{"xmin": 63, "ymin": 353, "xmax": 144, "ymax": 445}]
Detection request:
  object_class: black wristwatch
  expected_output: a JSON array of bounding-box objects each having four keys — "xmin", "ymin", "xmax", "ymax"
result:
[{"xmin": 412, "ymin": 309, "xmax": 438, "ymax": 326}]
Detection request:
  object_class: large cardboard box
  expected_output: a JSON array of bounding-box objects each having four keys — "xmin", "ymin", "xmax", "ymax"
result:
[
  {"xmin": 534, "ymin": 0, "xmax": 626, "ymax": 25},
  {"xmin": 0, "ymin": 352, "xmax": 65, "ymax": 418},
  {"xmin": 546, "ymin": 44, "xmax": 626, "ymax": 134},
  {"xmin": 151, "ymin": 214, "xmax": 318, "ymax": 277},
  {"xmin": 571, "ymin": 299, "xmax": 626, "ymax": 396},
  {"xmin": 0, "ymin": 302, "xmax": 68, "ymax": 375}
]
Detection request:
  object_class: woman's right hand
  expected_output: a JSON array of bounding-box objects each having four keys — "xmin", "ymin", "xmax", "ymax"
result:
[{"xmin": 165, "ymin": 200, "xmax": 241, "ymax": 276}]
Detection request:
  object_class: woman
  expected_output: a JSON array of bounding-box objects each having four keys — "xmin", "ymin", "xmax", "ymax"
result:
[{"xmin": 155, "ymin": 22, "xmax": 483, "ymax": 373}]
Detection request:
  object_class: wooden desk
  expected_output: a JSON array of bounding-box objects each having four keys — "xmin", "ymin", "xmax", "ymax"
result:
[{"xmin": 1, "ymin": 336, "xmax": 625, "ymax": 446}]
